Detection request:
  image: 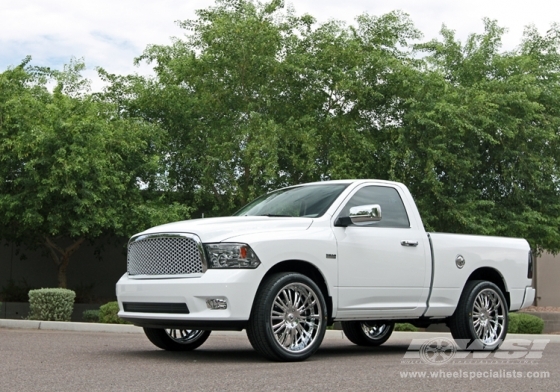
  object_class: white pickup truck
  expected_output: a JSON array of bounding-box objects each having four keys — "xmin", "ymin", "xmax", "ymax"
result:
[{"xmin": 116, "ymin": 179, "xmax": 535, "ymax": 361}]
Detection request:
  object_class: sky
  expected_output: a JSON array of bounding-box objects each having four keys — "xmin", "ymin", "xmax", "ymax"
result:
[{"xmin": 1, "ymin": 0, "xmax": 559, "ymax": 91}]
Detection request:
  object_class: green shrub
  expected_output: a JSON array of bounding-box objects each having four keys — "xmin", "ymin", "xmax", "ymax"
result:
[
  {"xmin": 28, "ymin": 288, "xmax": 76, "ymax": 321},
  {"xmin": 394, "ymin": 323, "xmax": 418, "ymax": 332},
  {"xmin": 82, "ymin": 309, "xmax": 100, "ymax": 323},
  {"xmin": 99, "ymin": 301, "xmax": 129, "ymax": 324},
  {"xmin": 508, "ymin": 313, "xmax": 520, "ymax": 333},
  {"xmin": 508, "ymin": 313, "xmax": 544, "ymax": 334}
]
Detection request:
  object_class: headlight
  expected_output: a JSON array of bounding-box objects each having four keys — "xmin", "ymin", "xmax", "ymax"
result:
[{"xmin": 204, "ymin": 243, "xmax": 261, "ymax": 269}]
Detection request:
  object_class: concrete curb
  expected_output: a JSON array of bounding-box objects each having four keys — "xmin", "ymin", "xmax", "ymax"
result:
[
  {"xmin": 2, "ymin": 319, "xmax": 560, "ymax": 341},
  {"xmin": 0, "ymin": 319, "xmax": 142, "ymax": 333},
  {"xmin": 0, "ymin": 319, "xmax": 336, "ymax": 337}
]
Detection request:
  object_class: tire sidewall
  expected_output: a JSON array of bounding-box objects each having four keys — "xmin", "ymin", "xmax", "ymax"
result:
[
  {"xmin": 464, "ymin": 281, "xmax": 508, "ymax": 351},
  {"xmin": 341, "ymin": 320, "xmax": 395, "ymax": 347},
  {"xmin": 165, "ymin": 329, "xmax": 210, "ymax": 347},
  {"xmin": 143, "ymin": 328, "xmax": 211, "ymax": 351},
  {"xmin": 261, "ymin": 273, "xmax": 328, "ymax": 361}
]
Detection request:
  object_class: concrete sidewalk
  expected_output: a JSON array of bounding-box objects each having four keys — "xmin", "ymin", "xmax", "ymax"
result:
[{"xmin": 2, "ymin": 318, "xmax": 560, "ymax": 342}]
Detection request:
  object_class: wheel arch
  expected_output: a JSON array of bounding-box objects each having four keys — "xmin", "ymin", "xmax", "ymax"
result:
[
  {"xmin": 465, "ymin": 267, "xmax": 510, "ymax": 309},
  {"xmin": 252, "ymin": 260, "xmax": 334, "ymax": 324}
]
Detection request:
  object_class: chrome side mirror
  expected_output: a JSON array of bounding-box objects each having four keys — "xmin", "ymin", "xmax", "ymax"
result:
[{"xmin": 349, "ymin": 204, "xmax": 382, "ymax": 225}]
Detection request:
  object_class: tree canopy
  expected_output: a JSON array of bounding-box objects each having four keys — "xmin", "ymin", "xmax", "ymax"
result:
[
  {"xmin": 1, "ymin": 0, "xmax": 560, "ymax": 288},
  {"xmin": 0, "ymin": 58, "xmax": 191, "ymax": 287},
  {"xmin": 101, "ymin": 0, "xmax": 560, "ymax": 253}
]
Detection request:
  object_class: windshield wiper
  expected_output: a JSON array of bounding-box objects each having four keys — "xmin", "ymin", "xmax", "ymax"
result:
[{"xmin": 258, "ymin": 214, "xmax": 293, "ymax": 217}]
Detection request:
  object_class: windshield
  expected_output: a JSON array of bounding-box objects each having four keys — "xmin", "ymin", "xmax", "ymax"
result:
[{"xmin": 233, "ymin": 184, "xmax": 349, "ymax": 218}]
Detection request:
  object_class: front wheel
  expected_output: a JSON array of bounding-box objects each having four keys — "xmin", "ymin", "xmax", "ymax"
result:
[
  {"xmin": 143, "ymin": 328, "xmax": 211, "ymax": 351},
  {"xmin": 449, "ymin": 280, "xmax": 508, "ymax": 350},
  {"xmin": 246, "ymin": 272, "xmax": 328, "ymax": 361},
  {"xmin": 341, "ymin": 321, "xmax": 395, "ymax": 346}
]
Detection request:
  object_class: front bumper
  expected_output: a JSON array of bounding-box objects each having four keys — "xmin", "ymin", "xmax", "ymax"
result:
[{"xmin": 116, "ymin": 269, "xmax": 262, "ymax": 330}]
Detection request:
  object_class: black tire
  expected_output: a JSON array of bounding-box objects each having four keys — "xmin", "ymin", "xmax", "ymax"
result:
[
  {"xmin": 341, "ymin": 321, "xmax": 395, "ymax": 346},
  {"xmin": 143, "ymin": 328, "xmax": 211, "ymax": 351},
  {"xmin": 246, "ymin": 272, "xmax": 328, "ymax": 362},
  {"xmin": 449, "ymin": 280, "xmax": 508, "ymax": 351}
]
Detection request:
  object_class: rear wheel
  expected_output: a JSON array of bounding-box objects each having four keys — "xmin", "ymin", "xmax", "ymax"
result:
[
  {"xmin": 449, "ymin": 280, "xmax": 508, "ymax": 350},
  {"xmin": 247, "ymin": 272, "xmax": 327, "ymax": 361},
  {"xmin": 341, "ymin": 321, "xmax": 395, "ymax": 346},
  {"xmin": 143, "ymin": 328, "xmax": 211, "ymax": 351}
]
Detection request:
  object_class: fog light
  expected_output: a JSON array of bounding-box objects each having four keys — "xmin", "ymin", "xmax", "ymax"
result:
[{"xmin": 206, "ymin": 299, "xmax": 227, "ymax": 310}]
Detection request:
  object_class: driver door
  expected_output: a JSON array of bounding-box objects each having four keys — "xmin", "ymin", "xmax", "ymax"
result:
[{"xmin": 333, "ymin": 184, "xmax": 430, "ymax": 318}]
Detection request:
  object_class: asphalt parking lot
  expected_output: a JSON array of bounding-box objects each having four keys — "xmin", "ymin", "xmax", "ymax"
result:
[{"xmin": 1, "ymin": 321, "xmax": 558, "ymax": 391}]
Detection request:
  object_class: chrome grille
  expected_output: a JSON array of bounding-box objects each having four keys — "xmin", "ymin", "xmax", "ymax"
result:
[{"xmin": 127, "ymin": 235, "xmax": 204, "ymax": 276}]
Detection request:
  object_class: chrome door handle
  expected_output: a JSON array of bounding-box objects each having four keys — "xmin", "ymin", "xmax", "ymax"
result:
[{"xmin": 401, "ymin": 240, "xmax": 418, "ymax": 247}]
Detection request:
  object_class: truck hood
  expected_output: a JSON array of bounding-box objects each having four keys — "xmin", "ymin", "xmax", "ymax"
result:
[{"xmin": 138, "ymin": 216, "xmax": 313, "ymax": 243}]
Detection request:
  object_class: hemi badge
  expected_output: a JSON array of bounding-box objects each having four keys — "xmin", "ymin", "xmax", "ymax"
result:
[{"xmin": 326, "ymin": 254, "xmax": 337, "ymax": 259}]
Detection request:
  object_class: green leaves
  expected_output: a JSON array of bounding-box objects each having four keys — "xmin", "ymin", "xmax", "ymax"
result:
[
  {"xmin": 126, "ymin": 1, "xmax": 426, "ymax": 212},
  {"xmin": 0, "ymin": 59, "xmax": 191, "ymax": 286},
  {"xmin": 2, "ymin": 0, "xmax": 560, "ymax": 266},
  {"xmin": 399, "ymin": 21, "xmax": 560, "ymax": 252},
  {"xmin": 28, "ymin": 288, "xmax": 76, "ymax": 321},
  {"xmin": 105, "ymin": 1, "xmax": 560, "ymax": 253}
]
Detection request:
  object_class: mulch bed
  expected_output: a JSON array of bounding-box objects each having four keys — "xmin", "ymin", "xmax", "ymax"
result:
[{"xmin": 520, "ymin": 306, "xmax": 560, "ymax": 313}]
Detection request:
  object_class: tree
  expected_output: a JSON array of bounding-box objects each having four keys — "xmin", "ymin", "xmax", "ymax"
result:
[
  {"xmin": 389, "ymin": 20, "xmax": 560, "ymax": 253},
  {"xmin": 106, "ymin": 0, "xmax": 421, "ymax": 215},
  {"xmin": 101, "ymin": 0, "xmax": 560, "ymax": 253},
  {"xmin": 0, "ymin": 58, "xmax": 191, "ymax": 287}
]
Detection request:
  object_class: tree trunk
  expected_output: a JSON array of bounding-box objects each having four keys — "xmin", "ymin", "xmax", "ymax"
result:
[
  {"xmin": 44, "ymin": 236, "xmax": 85, "ymax": 289},
  {"xmin": 57, "ymin": 256, "xmax": 70, "ymax": 289}
]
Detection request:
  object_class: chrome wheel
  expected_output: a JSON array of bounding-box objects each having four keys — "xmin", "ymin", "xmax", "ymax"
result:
[
  {"xmin": 165, "ymin": 329, "xmax": 207, "ymax": 344},
  {"xmin": 270, "ymin": 282, "xmax": 323, "ymax": 354},
  {"xmin": 360, "ymin": 322, "xmax": 392, "ymax": 340},
  {"xmin": 471, "ymin": 288, "xmax": 506, "ymax": 345},
  {"xmin": 342, "ymin": 320, "xmax": 395, "ymax": 346},
  {"xmin": 143, "ymin": 327, "xmax": 211, "ymax": 351},
  {"xmin": 449, "ymin": 280, "xmax": 508, "ymax": 351},
  {"xmin": 247, "ymin": 272, "xmax": 327, "ymax": 361}
]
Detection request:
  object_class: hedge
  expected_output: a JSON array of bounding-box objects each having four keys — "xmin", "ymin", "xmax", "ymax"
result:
[
  {"xmin": 99, "ymin": 301, "xmax": 129, "ymax": 324},
  {"xmin": 28, "ymin": 288, "xmax": 75, "ymax": 321},
  {"xmin": 394, "ymin": 323, "xmax": 418, "ymax": 332},
  {"xmin": 82, "ymin": 309, "xmax": 100, "ymax": 323},
  {"xmin": 508, "ymin": 312, "xmax": 544, "ymax": 334}
]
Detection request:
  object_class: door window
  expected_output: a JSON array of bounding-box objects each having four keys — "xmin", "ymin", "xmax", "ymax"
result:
[{"xmin": 338, "ymin": 186, "xmax": 410, "ymax": 228}]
